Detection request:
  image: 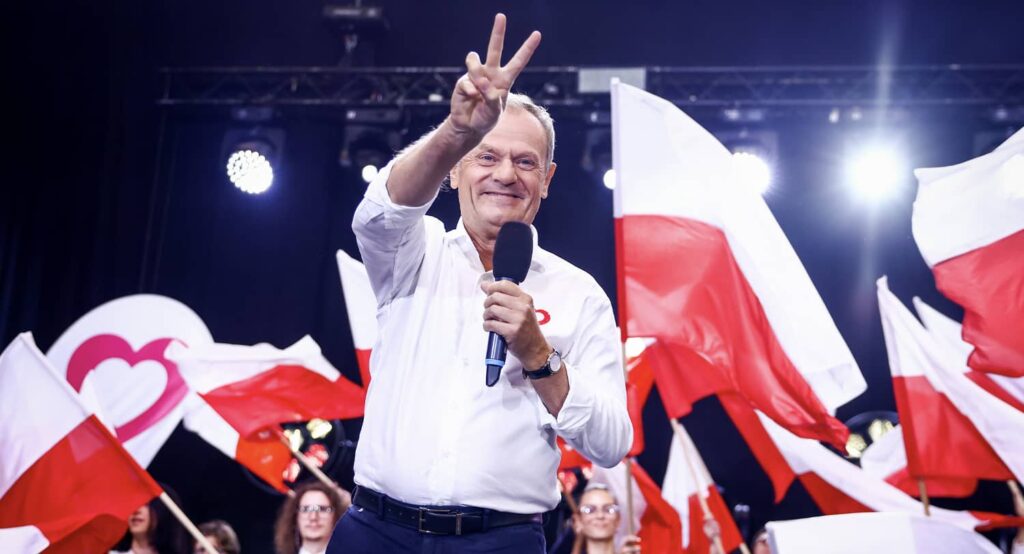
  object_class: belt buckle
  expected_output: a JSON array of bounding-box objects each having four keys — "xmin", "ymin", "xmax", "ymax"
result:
[{"xmin": 417, "ymin": 508, "xmax": 463, "ymax": 536}]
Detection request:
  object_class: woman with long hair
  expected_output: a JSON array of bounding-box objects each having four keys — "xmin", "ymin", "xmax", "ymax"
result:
[
  {"xmin": 110, "ymin": 489, "xmax": 189, "ymax": 554},
  {"xmin": 273, "ymin": 481, "xmax": 347, "ymax": 554}
]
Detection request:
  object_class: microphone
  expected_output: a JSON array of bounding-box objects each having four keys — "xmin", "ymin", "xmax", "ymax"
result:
[{"xmin": 485, "ymin": 221, "xmax": 534, "ymax": 387}]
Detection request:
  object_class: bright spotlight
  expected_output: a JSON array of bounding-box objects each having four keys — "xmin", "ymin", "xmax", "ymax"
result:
[
  {"xmin": 361, "ymin": 164, "xmax": 380, "ymax": 184},
  {"xmin": 226, "ymin": 149, "xmax": 274, "ymax": 194},
  {"xmin": 844, "ymin": 146, "xmax": 909, "ymax": 201},
  {"xmin": 603, "ymin": 169, "xmax": 616, "ymax": 190},
  {"xmin": 732, "ymin": 151, "xmax": 772, "ymax": 194}
]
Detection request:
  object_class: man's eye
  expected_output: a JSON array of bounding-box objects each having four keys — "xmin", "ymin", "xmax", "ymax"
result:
[
  {"xmin": 517, "ymin": 159, "xmax": 537, "ymax": 169},
  {"xmin": 479, "ymin": 153, "xmax": 497, "ymax": 163}
]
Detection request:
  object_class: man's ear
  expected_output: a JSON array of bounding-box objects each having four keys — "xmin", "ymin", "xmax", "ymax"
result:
[{"xmin": 540, "ymin": 162, "xmax": 557, "ymax": 199}]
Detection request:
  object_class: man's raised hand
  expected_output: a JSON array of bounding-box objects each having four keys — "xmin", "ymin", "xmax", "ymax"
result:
[{"xmin": 450, "ymin": 13, "xmax": 541, "ymax": 138}]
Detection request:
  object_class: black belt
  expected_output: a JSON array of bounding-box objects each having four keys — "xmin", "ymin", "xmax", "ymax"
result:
[{"xmin": 352, "ymin": 486, "xmax": 540, "ymax": 536}]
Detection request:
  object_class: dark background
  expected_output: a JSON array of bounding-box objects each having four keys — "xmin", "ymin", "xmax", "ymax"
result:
[{"xmin": 4, "ymin": 1, "xmax": 1024, "ymax": 552}]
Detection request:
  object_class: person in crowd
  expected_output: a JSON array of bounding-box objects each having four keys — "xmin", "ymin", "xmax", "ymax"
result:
[
  {"xmin": 193, "ymin": 519, "xmax": 241, "ymax": 554},
  {"xmin": 571, "ymin": 484, "xmax": 641, "ymax": 554},
  {"xmin": 751, "ymin": 528, "xmax": 770, "ymax": 554},
  {"xmin": 110, "ymin": 489, "xmax": 189, "ymax": 554},
  {"xmin": 330, "ymin": 11, "xmax": 631, "ymax": 553},
  {"xmin": 274, "ymin": 481, "xmax": 348, "ymax": 554}
]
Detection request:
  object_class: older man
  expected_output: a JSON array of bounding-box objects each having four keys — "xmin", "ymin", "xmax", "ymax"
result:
[{"xmin": 329, "ymin": 14, "xmax": 631, "ymax": 553}]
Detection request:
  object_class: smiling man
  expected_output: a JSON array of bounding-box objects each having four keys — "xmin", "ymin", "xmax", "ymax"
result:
[{"xmin": 330, "ymin": 13, "xmax": 631, "ymax": 553}]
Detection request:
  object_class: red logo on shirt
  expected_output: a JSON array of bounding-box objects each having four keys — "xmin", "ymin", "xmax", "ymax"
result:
[{"xmin": 536, "ymin": 309, "xmax": 551, "ymax": 325}]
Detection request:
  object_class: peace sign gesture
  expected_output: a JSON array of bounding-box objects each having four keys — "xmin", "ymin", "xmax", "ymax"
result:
[{"xmin": 450, "ymin": 14, "xmax": 542, "ymax": 138}]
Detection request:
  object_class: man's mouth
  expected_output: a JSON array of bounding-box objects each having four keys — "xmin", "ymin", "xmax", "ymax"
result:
[{"xmin": 482, "ymin": 191, "xmax": 522, "ymax": 199}]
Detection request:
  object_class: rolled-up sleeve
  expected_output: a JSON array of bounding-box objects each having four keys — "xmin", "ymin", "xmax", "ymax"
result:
[
  {"xmin": 543, "ymin": 290, "xmax": 633, "ymax": 468},
  {"xmin": 352, "ymin": 160, "xmax": 439, "ymax": 305}
]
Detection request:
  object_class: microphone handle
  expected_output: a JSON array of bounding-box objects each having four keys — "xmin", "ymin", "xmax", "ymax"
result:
[{"xmin": 484, "ymin": 277, "xmax": 518, "ymax": 387}]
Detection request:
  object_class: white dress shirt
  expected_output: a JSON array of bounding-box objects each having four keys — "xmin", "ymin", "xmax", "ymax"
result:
[{"xmin": 351, "ymin": 162, "xmax": 632, "ymax": 513}]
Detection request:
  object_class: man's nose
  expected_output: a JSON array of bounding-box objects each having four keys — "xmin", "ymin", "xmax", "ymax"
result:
[{"xmin": 493, "ymin": 157, "xmax": 516, "ymax": 184}]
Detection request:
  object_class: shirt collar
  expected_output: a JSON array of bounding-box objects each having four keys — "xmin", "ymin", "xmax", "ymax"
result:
[{"xmin": 450, "ymin": 218, "xmax": 545, "ymax": 274}]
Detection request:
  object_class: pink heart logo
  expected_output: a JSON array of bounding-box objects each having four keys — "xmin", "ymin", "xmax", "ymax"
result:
[{"xmin": 66, "ymin": 334, "xmax": 188, "ymax": 442}]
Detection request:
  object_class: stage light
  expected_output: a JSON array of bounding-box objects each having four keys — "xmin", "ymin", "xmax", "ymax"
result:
[
  {"xmin": 340, "ymin": 112, "xmax": 401, "ymax": 184},
  {"xmin": 222, "ymin": 120, "xmax": 285, "ymax": 196},
  {"xmin": 843, "ymin": 411, "xmax": 898, "ymax": 459},
  {"xmin": 361, "ymin": 164, "xmax": 380, "ymax": 184},
  {"xmin": 602, "ymin": 169, "xmax": 616, "ymax": 190},
  {"xmin": 226, "ymin": 148, "xmax": 274, "ymax": 194},
  {"xmin": 582, "ymin": 127, "xmax": 613, "ymax": 189},
  {"xmin": 731, "ymin": 151, "xmax": 772, "ymax": 194},
  {"xmin": 844, "ymin": 145, "xmax": 909, "ymax": 201}
]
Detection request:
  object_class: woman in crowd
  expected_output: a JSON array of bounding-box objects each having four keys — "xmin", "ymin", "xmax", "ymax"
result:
[
  {"xmin": 110, "ymin": 490, "xmax": 189, "ymax": 554},
  {"xmin": 273, "ymin": 481, "xmax": 348, "ymax": 554},
  {"xmin": 193, "ymin": 519, "xmax": 241, "ymax": 554},
  {"xmin": 572, "ymin": 484, "xmax": 641, "ymax": 554}
]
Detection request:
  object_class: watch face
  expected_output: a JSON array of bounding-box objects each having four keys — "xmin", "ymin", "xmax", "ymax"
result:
[{"xmin": 549, "ymin": 350, "xmax": 563, "ymax": 373}]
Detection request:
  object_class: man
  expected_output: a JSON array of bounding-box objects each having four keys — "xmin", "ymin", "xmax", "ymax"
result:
[{"xmin": 329, "ymin": 13, "xmax": 632, "ymax": 553}]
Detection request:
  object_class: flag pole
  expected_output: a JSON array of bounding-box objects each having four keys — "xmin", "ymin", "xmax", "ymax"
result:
[
  {"xmin": 159, "ymin": 492, "xmax": 219, "ymax": 554},
  {"xmin": 917, "ymin": 479, "xmax": 931, "ymax": 516},
  {"xmin": 279, "ymin": 433, "xmax": 350, "ymax": 506},
  {"xmin": 669, "ymin": 418, "xmax": 726, "ymax": 554}
]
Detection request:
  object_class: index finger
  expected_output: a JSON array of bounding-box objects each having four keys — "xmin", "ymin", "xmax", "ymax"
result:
[
  {"xmin": 485, "ymin": 13, "xmax": 507, "ymax": 68},
  {"xmin": 502, "ymin": 30, "xmax": 542, "ymax": 81}
]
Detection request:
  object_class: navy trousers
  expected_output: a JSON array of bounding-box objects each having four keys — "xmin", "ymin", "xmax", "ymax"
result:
[{"xmin": 326, "ymin": 505, "xmax": 546, "ymax": 554}]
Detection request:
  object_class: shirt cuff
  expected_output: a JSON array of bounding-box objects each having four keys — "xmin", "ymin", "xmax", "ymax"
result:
[
  {"xmin": 364, "ymin": 160, "xmax": 439, "ymax": 229},
  {"xmin": 540, "ymin": 361, "xmax": 595, "ymax": 439}
]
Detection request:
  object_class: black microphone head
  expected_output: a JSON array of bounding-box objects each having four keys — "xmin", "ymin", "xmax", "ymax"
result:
[{"xmin": 492, "ymin": 221, "xmax": 533, "ymax": 283}]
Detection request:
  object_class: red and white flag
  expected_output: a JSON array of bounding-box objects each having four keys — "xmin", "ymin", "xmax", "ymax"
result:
[
  {"xmin": 0, "ymin": 333, "xmax": 162, "ymax": 553},
  {"xmin": 758, "ymin": 412, "xmax": 1009, "ymax": 531},
  {"xmin": 337, "ymin": 249, "xmax": 377, "ymax": 387},
  {"xmin": 181, "ymin": 401, "xmax": 293, "ymax": 493},
  {"xmin": 767, "ymin": 512, "xmax": 1001, "ymax": 554},
  {"xmin": 913, "ymin": 297, "xmax": 1024, "ymax": 412},
  {"xmin": 859, "ymin": 426, "xmax": 978, "ymax": 498},
  {"xmin": 589, "ymin": 460, "xmax": 684, "ymax": 554},
  {"xmin": 661, "ymin": 423, "xmax": 743, "ymax": 554},
  {"xmin": 611, "ymin": 81, "xmax": 865, "ymax": 450},
  {"xmin": 878, "ymin": 279, "xmax": 1024, "ymax": 485},
  {"xmin": 912, "ymin": 127, "xmax": 1024, "ymax": 377},
  {"xmin": 168, "ymin": 336, "xmax": 365, "ymax": 438}
]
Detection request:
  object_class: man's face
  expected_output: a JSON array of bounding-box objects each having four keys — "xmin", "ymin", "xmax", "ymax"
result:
[
  {"xmin": 296, "ymin": 490, "xmax": 333, "ymax": 543},
  {"xmin": 578, "ymin": 489, "xmax": 620, "ymax": 540},
  {"xmin": 450, "ymin": 108, "xmax": 556, "ymax": 241}
]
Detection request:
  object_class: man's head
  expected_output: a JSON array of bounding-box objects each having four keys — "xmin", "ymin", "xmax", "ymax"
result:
[
  {"xmin": 449, "ymin": 93, "xmax": 557, "ymax": 242},
  {"xmin": 576, "ymin": 484, "xmax": 621, "ymax": 541}
]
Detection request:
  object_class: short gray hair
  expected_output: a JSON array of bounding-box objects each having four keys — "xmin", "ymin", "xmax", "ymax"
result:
[{"xmin": 506, "ymin": 92, "xmax": 555, "ymax": 168}]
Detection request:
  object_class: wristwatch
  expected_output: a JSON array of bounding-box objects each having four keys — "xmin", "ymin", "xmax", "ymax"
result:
[{"xmin": 523, "ymin": 348, "xmax": 563, "ymax": 380}]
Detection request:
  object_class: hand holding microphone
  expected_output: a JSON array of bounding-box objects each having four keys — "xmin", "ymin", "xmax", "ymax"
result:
[{"xmin": 482, "ymin": 221, "xmax": 551, "ymax": 386}]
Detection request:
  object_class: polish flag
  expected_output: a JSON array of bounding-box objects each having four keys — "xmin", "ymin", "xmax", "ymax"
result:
[
  {"xmin": 611, "ymin": 81, "xmax": 864, "ymax": 451},
  {"xmin": 181, "ymin": 401, "xmax": 293, "ymax": 493},
  {"xmin": 589, "ymin": 460, "xmax": 684, "ymax": 554},
  {"xmin": 912, "ymin": 127, "xmax": 1024, "ymax": 377},
  {"xmin": 913, "ymin": 297, "xmax": 1024, "ymax": 412},
  {"xmin": 859, "ymin": 425, "xmax": 978, "ymax": 498},
  {"xmin": 167, "ymin": 335, "xmax": 365, "ymax": 439},
  {"xmin": 767, "ymin": 512, "xmax": 1001, "ymax": 554},
  {"xmin": 624, "ymin": 337, "xmax": 656, "ymax": 457},
  {"xmin": 337, "ymin": 249, "xmax": 377, "ymax": 387},
  {"xmin": 661, "ymin": 422, "xmax": 744, "ymax": 554},
  {"xmin": 0, "ymin": 333, "xmax": 162, "ymax": 553},
  {"xmin": 878, "ymin": 279, "xmax": 1024, "ymax": 485},
  {"xmin": 758, "ymin": 413, "xmax": 1012, "ymax": 532}
]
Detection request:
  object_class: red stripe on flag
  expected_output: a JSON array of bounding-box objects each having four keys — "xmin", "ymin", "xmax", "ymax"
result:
[
  {"xmin": 798, "ymin": 472, "xmax": 871, "ymax": 515},
  {"xmin": 719, "ymin": 392, "xmax": 797, "ymax": 502},
  {"xmin": 632, "ymin": 462, "xmax": 684, "ymax": 554},
  {"xmin": 966, "ymin": 371, "xmax": 1024, "ymax": 413},
  {"xmin": 235, "ymin": 426, "xmax": 293, "ymax": 493},
  {"xmin": 619, "ymin": 215, "xmax": 848, "ymax": 448},
  {"xmin": 200, "ymin": 364, "xmax": 365, "ymax": 438},
  {"xmin": 883, "ymin": 468, "xmax": 978, "ymax": 499},
  {"xmin": 892, "ymin": 375, "xmax": 1012, "ymax": 482},
  {"xmin": 933, "ymin": 229, "xmax": 1024, "ymax": 377},
  {"xmin": 0, "ymin": 415, "xmax": 161, "ymax": 553},
  {"xmin": 626, "ymin": 353, "xmax": 655, "ymax": 457}
]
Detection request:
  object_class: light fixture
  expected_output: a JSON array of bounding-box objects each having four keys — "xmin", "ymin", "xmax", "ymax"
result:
[{"xmin": 843, "ymin": 143, "xmax": 909, "ymax": 202}]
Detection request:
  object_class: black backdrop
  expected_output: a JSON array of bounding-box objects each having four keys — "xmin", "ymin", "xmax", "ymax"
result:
[{"xmin": 5, "ymin": 1, "xmax": 1024, "ymax": 552}]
